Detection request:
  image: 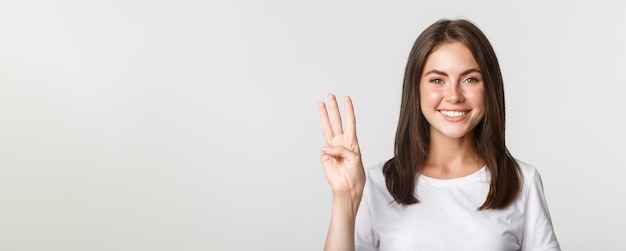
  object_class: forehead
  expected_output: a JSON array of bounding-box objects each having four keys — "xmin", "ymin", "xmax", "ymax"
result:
[{"xmin": 422, "ymin": 42, "xmax": 479, "ymax": 75}]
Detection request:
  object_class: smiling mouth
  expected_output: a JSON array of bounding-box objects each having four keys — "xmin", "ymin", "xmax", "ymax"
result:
[{"xmin": 440, "ymin": 110, "xmax": 468, "ymax": 118}]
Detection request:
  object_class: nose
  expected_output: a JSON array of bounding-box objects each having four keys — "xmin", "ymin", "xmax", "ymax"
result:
[{"xmin": 445, "ymin": 84, "xmax": 464, "ymax": 103}]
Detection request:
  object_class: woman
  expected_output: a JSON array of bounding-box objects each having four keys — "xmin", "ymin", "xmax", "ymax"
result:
[{"xmin": 318, "ymin": 19, "xmax": 560, "ymax": 251}]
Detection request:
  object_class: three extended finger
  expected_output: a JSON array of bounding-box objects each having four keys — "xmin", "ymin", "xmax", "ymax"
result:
[
  {"xmin": 328, "ymin": 94, "xmax": 344, "ymax": 136},
  {"xmin": 318, "ymin": 101, "xmax": 334, "ymax": 143},
  {"xmin": 344, "ymin": 96, "xmax": 357, "ymax": 140}
]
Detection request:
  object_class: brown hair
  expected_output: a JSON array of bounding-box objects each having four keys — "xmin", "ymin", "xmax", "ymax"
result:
[{"xmin": 382, "ymin": 18, "xmax": 521, "ymax": 209}]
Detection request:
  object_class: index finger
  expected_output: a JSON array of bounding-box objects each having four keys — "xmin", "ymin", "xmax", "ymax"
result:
[{"xmin": 318, "ymin": 101, "xmax": 334, "ymax": 143}]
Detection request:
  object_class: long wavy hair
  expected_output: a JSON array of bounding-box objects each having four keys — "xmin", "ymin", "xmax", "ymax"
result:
[{"xmin": 382, "ymin": 18, "xmax": 521, "ymax": 209}]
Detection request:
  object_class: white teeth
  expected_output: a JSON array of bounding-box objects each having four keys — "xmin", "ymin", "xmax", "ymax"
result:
[{"xmin": 441, "ymin": 111, "xmax": 466, "ymax": 117}]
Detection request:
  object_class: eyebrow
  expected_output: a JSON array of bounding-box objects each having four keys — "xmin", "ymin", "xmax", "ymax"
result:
[{"xmin": 423, "ymin": 68, "xmax": 481, "ymax": 77}]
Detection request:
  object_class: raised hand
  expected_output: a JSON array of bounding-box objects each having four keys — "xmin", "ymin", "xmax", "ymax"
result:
[{"xmin": 318, "ymin": 94, "xmax": 365, "ymax": 196}]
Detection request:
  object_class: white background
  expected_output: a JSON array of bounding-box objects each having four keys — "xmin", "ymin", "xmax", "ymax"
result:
[{"xmin": 1, "ymin": 0, "xmax": 625, "ymax": 250}]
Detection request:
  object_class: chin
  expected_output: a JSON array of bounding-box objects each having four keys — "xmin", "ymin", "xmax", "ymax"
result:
[
  {"xmin": 444, "ymin": 133, "xmax": 471, "ymax": 139},
  {"xmin": 436, "ymin": 129, "xmax": 474, "ymax": 139}
]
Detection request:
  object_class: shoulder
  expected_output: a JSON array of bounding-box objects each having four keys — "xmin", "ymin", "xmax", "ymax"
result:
[
  {"xmin": 514, "ymin": 159, "xmax": 549, "ymax": 201},
  {"xmin": 515, "ymin": 159, "xmax": 537, "ymax": 178},
  {"xmin": 364, "ymin": 161, "xmax": 387, "ymax": 186},
  {"xmin": 514, "ymin": 159, "xmax": 542, "ymax": 186},
  {"xmin": 362, "ymin": 161, "xmax": 392, "ymax": 197}
]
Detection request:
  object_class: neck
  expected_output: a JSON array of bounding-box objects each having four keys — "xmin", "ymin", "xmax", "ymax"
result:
[{"xmin": 421, "ymin": 130, "xmax": 484, "ymax": 179}]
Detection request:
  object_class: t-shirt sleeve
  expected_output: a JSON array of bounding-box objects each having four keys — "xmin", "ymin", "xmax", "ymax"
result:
[
  {"xmin": 354, "ymin": 175, "xmax": 379, "ymax": 251},
  {"xmin": 521, "ymin": 168, "xmax": 561, "ymax": 251}
]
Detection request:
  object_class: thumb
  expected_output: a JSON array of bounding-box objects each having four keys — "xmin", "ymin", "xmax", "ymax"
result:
[{"xmin": 322, "ymin": 144, "xmax": 358, "ymax": 160}]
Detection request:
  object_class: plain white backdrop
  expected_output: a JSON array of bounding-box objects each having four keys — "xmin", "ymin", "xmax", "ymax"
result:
[{"xmin": 1, "ymin": 0, "xmax": 625, "ymax": 250}]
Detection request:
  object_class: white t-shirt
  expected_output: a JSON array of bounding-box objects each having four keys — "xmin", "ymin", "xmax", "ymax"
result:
[{"xmin": 355, "ymin": 159, "xmax": 560, "ymax": 251}]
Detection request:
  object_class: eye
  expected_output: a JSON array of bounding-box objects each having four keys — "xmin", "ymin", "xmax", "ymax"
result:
[
  {"xmin": 464, "ymin": 78, "xmax": 479, "ymax": 83},
  {"xmin": 430, "ymin": 78, "xmax": 443, "ymax": 84}
]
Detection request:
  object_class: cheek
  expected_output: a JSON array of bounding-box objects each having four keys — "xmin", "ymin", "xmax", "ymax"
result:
[
  {"xmin": 420, "ymin": 89, "xmax": 443, "ymax": 107},
  {"xmin": 466, "ymin": 88, "xmax": 485, "ymax": 108}
]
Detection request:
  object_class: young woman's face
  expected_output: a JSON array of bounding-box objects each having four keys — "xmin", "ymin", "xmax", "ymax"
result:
[{"xmin": 420, "ymin": 42, "xmax": 485, "ymax": 140}]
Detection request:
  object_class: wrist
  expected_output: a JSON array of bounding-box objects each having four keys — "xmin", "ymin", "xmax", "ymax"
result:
[{"xmin": 331, "ymin": 191, "xmax": 362, "ymax": 216}]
